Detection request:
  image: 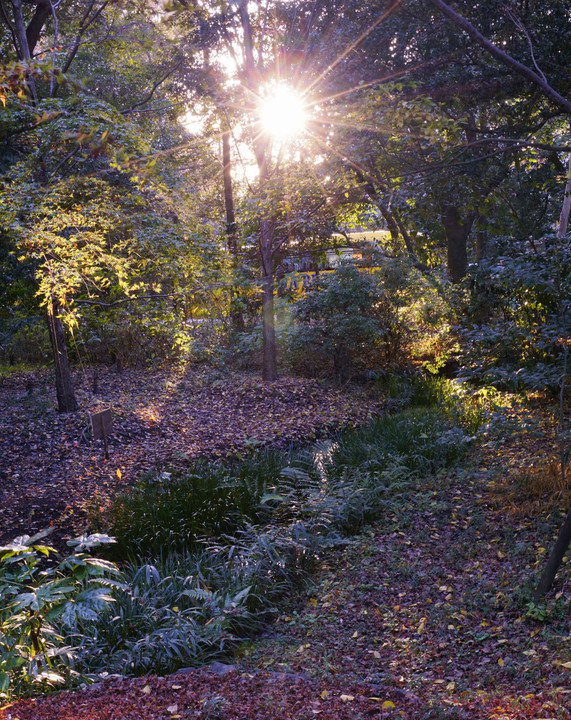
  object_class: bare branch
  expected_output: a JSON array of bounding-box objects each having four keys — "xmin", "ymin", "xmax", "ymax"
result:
[
  {"xmin": 0, "ymin": 0, "xmax": 20, "ymax": 55},
  {"xmin": 503, "ymin": 4, "xmax": 547, "ymax": 84},
  {"xmin": 74, "ymin": 291, "xmax": 200, "ymax": 308},
  {"xmin": 425, "ymin": 0, "xmax": 571, "ymax": 114},
  {"xmin": 61, "ymin": 0, "xmax": 109, "ymax": 75},
  {"xmin": 121, "ymin": 60, "xmax": 184, "ymax": 115}
]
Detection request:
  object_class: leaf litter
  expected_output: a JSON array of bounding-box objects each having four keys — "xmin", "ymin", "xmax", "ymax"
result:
[
  {"xmin": 0, "ymin": 374, "xmax": 569, "ymax": 719},
  {"xmin": 0, "ymin": 366, "xmax": 384, "ymax": 544}
]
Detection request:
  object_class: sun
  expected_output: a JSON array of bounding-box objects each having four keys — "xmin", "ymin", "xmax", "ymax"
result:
[{"xmin": 259, "ymin": 84, "xmax": 307, "ymax": 142}]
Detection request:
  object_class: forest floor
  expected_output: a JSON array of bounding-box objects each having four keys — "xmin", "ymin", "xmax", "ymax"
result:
[
  {"xmin": 0, "ymin": 369, "xmax": 570, "ymax": 719},
  {"xmin": 0, "ymin": 366, "xmax": 384, "ymax": 545}
]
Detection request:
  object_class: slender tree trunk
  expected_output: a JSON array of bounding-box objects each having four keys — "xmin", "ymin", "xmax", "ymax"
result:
[
  {"xmin": 236, "ymin": 0, "xmax": 277, "ymax": 380},
  {"xmin": 534, "ymin": 507, "xmax": 571, "ymax": 600},
  {"xmin": 443, "ymin": 205, "xmax": 474, "ymax": 283},
  {"xmin": 9, "ymin": 0, "xmax": 38, "ymax": 100},
  {"xmin": 260, "ymin": 222, "xmax": 277, "ymax": 381},
  {"xmin": 46, "ymin": 298, "xmax": 78, "ymax": 412},
  {"xmin": 392, "ymin": 206, "xmax": 419, "ymax": 260},
  {"xmin": 557, "ymin": 152, "xmax": 571, "ymax": 239},
  {"xmin": 376, "ymin": 202, "xmax": 399, "ymax": 247},
  {"xmin": 535, "ymin": 342, "xmax": 570, "ymax": 599},
  {"xmin": 9, "ymin": 0, "xmax": 31, "ymax": 60},
  {"xmin": 222, "ymin": 129, "xmax": 237, "ymax": 253},
  {"xmin": 476, "ymin": 227, "xmax": 488, "ymax": 261},
  {"xmin": 222, "ymin": 127, "xmax": 245, "ymax": 331}
]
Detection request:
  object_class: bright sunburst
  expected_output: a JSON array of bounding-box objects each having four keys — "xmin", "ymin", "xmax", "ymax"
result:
[{"xmin": 259, "ymin": 84, "xmax": 307, "ymax": 142}]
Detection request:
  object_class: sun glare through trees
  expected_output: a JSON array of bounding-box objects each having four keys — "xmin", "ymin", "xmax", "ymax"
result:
[
  {"xmin": 0, "ymin": 0, "xmax": 570, "ymax": 716},
  {"xmin": 258, "ymin": 84, "xmax": 308, "ymax": 143}
]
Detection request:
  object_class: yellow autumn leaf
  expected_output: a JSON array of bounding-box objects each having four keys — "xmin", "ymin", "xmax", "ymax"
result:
[
  {"xmin": 382, "ymin": 700, "xmax": 396, "ymax": 709},
  {"xmin": 498, "ymin": 658, "xmax": 505, "ymax": 667},
  {"xmin": 320, "ymin": 690, "xmax": 328, "ymax": 699}
]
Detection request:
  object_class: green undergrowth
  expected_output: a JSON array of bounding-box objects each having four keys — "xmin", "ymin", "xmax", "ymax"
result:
[
  {"xmin": 1, "ymin": 377, "xmax": 493, "ymax": 701},
  {"xmin": 108, "ymin": 377, "xmax": 481, "ymax": 559}
]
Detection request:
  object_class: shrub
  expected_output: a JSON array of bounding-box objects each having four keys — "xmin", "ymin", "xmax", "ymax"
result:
[
  {"xmin": 0, "ymin": 531, "xmax": 122, "ymax": 701},
  {"xmin": 285, "ymin": 264, "xmax": 406, "ymax": 381},
  {"xmin": 460, "ymin": 238, "xmax": 570, "ymax": 390}
]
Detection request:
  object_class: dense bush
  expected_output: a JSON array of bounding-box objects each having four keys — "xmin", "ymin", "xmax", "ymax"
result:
[
  {"xmin": 460, "ymin": 238, "xmax": 570, "ymax": 390},
  {"xmin": 0, "ymin": 532, "xmax": 122, "ymax": 701},
  {"xmin": 284, "ymin": 264, "xmax": 407, "ymax": 381}
]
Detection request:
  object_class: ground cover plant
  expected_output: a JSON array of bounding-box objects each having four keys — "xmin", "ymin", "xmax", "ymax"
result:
[
  {"xmin": 0, "ymin": 367, "xmax": 385, "ymax": 547},
  {"xmin": 1, "ymin": 382, "xmax": 569, "ymax": 719},
  {"xmin": 1, "ymin": 378, "xmax": 477, "ymax": 700}
]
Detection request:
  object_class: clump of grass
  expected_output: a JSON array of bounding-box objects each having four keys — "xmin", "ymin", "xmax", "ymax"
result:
[
  {"xmin": 330, "ymin": 406, "xmax": 470, "ymax": 477},
  {"xmin": 109, "ymin": 451, "xmax": 290, "ymax": 558},
  {"xmin": 491, "ymin": 460, "xmax": 571, "ymax": 517},
  {"xmin": 109, "ymin": 381, "xmax": 476, "ymax": 560}
]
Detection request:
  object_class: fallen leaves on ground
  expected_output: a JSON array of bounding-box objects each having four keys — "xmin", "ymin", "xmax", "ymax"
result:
[
  {"xmin": 0, "ymin": 668, "xmax": 415, "ymax": 720},
  {"xmin": 0, "ymin": 366, "xmax": 384, "ymax": 544},
  {"xmin": 235, "ymin": 401, "xmax": 570, "ymax": 719},
  {"xmin": 1, "ymin": 377, "xmax": 569, "ymax": 719}
]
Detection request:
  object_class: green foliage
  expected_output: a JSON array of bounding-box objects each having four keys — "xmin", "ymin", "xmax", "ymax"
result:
[
  {"xmin": 330, "ymin": 406, "xmax": 472, "ymax": 479},
  {"xmin": 460, "ymin": 239, "xmax": 570, "ymax": 390},
  {"xmin": 285, "ymin": 264, "xmax": 406, "ymax": 381},
  {"xmin": 0, "ymin": 531, "xmax": 122, "ymax": 701},
  {"xmin": 109, "ymin": 455, "xmax": 279, "ymax": 557},
  {"xmin": 1, "ymin": 390, "xmax": 480, "ymax": 697}
]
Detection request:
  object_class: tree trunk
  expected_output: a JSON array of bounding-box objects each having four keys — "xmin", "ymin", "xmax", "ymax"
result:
[
  {"xmin": 222, "ymin": 127, "xmax": 245, "ymax": 331},
  {"xmin": 9, "ymin": 0, "xmax": 31, "ymax": 60},
  {"xmin": 260, "ymin": 222, "xmax": 277, "ymax": 381},
  {"xmin": 222, "ymin": 129, "xmax": 237, "ymax": 254},
  {"xmin": 534, "ymin": 507, "xmax": 571, "ymax": 600},
  {"xmin": 8, "ymin": 0, "xmax": 37, "ymax": 99},
  {"xmin": 476, "ymin": 227, "xmax": 488, "ymax": 261},
  {"xmin": 392, "ymin": 206, "xmax": 419, "ymax": 260},
  {"xmin": 236, "ymin": 0, "xmax": 277, "ymax": 381},
  {"xmin": 557, "ymin": 152, "xmax": 571, "ymax": 239},
  {"xmin": 46, "ymin": 299, "xmax": 78, "ymax": 412},
  {"xmin": 443, "ymin": 205, "xmax": 473, "ymax": 283},
  {"xmin": 376, "ymin": 202, "xmax": 400, "ymax": 247}
]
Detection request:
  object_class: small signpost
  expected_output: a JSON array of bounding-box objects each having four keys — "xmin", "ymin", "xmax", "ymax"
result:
[{"xmin": 91, "ymin": 408, "xmax": 113, "ymax": 460}]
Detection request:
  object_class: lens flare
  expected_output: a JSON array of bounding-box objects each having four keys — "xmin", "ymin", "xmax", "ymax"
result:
[{"xmin": 259, "ymin": 84, "xmax": 307, "ymax": 141}]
